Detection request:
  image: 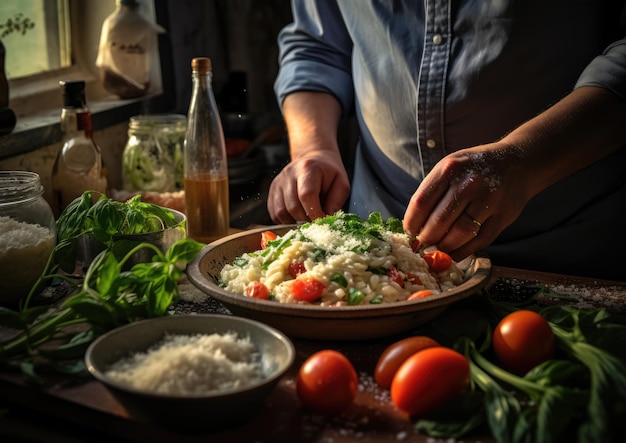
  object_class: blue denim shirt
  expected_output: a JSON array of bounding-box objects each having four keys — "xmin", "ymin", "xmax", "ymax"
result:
[{"xmin": 274, "ymin": 0, "xmax": 626, "ymax": 278}]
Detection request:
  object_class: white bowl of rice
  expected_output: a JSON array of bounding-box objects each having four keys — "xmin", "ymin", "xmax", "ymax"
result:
[
  {"xmin": 84, "ymin": 314, "xmax": 295, "ymax": 431},
  {"xmin": 187, "ymin": 213, "xmax": 492, "ymax": 341}
]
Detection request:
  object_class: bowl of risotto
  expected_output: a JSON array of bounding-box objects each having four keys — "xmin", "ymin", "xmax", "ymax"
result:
[
  {"xmin": 187, "ymin": 212, "xmax": 492, "ymax": 341},
  {"xmin": 84, "ymin": 314, "xmax": 295, "ymax": 431}
]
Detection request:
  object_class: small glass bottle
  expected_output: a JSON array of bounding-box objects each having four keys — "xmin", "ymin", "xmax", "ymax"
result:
[
  {"xmin": 52, "ymin": 80, "xmax": 109, "ymax": 216},
  {"xmin": 184, "ymin": 57, "xmax": 230, "ymax": 243},
  {"xmin": 0, "ymin": 171, "xmax": 56, "ymax": 305},
  {"xmin": 122, "ymin": 114, "xmax": 186, "ymax": 192}
]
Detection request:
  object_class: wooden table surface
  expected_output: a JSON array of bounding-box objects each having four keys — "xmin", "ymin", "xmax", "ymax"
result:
[{"xmin": 1, "ymin": 266, "xmax": 624, "ymax": 443}]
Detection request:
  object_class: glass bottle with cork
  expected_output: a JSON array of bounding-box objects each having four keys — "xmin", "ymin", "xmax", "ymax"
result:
[
  {"xmin": 183, "ymin": 57, "xmax": 229, "ymax": 243},
  {"xmin": 51, "ymin": 80, "xmax": 109, "ymax": 216}
]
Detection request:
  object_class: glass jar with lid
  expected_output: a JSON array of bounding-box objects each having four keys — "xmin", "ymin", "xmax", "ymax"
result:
[
  {"xmin": 122, "ymin": 114, "xmax": 186, "ymax": 193},
  {"xmin": 0, "ymin": 171, "xmax": 57, "ymax": 306}
]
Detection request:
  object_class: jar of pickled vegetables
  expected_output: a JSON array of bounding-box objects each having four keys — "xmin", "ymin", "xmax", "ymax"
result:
[
  {"xmin": 0, "ymin": 171, "xmax": 57, "ymax": 306},
  {"xmin": 122, "ymin": 114, "xmax": 186, "ymax": 192}
]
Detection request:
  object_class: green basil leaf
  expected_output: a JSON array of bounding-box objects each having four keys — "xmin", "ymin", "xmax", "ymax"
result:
[
  {"xmin": 64, "ymin": 299, "xmax": 118, "ymax": 329},
  {"xmin": 0, "ymin": 307, "xmax": 28, "ymax": 329},
  {"xmin": 38, "ymin": 329, "xmax": 96, "ymax": 360},
  {"xmin": 165, "ymin": 238, "xmax": 204, "ymax": 263}
]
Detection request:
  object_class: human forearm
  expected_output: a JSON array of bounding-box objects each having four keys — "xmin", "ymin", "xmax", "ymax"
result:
[
  {"xmin": 282, "ymin": 91, "xmax": 343, "ymax": 159},
  {"xmin": 500, "ymin": 86, "xmax": 626, "ymax": 199},
  {"xmin": 267, "ymin": 91, "xmax": 350, "ymax": 223}
]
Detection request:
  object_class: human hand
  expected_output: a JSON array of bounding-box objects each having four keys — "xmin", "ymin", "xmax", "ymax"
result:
[
  {"xmin": 267, "ymin": 148, "xmax": 350, "ymax": 224},
  {"xmin": 403, "ymin": 143, "xmax": 533, "ymax": 261}
]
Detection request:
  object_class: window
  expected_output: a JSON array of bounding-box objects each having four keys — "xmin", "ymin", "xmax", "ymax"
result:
[
  {"xmin": 1, "ymin": 0, "xmax": 168, "ymax": 160},
  {"xmin": 1, "ymin": 0, "xmax": 71, "ymax": 80}
]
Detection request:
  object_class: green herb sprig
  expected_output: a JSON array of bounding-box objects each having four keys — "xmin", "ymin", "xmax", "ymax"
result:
[
  {"xmin": 0, "ymin": 191, "xmax": 204, "ymax": 377},
  {"xmin": 415, "ymin": 292, "xmax": 626, "ymax": 443},
  {"xmin": 0, "ymin": 238, "xmax": 204, "ymax": 374}
]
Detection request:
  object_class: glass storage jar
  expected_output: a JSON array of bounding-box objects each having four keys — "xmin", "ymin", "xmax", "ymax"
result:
[
  {"xmin": 122, "ymin": 114, "xmax": 186, "ymax": 193},
  {"xmin": 0, "ymin": 171, "xmax": 57, "ymax": 306}
]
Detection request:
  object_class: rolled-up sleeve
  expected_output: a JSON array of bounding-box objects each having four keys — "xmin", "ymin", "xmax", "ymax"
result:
[
  {"xmin": 274, "ymin": 0, "xmax": 354, "ymax": 115},
  {"xmin": 575, "ymin": 39, "xmax": 626, "ymax": 100}
]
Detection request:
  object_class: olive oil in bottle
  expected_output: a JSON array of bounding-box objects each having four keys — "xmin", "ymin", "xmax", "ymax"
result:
[{"xmin": 183, "ymin": 57, "xmax": 229, "ymax": 243}]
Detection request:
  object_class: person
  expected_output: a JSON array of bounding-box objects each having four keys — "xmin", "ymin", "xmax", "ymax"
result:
[{"xmin": 268, "ymin": 0, "xmax": 626, "ymax": 281}]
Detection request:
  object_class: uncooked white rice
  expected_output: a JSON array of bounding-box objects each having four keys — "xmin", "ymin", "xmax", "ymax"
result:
[{"xmin": 104, "ymin": 332, "xmax": 264, "ymax": 395}]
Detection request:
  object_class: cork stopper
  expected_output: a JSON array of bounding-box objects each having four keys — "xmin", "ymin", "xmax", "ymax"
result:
[
  {"xmin": 60, "ymin": 80, "xmax": 86, "ymax": 108},
  {"xmin": 191, "ymin": 57, "xmax": 212, "ymax": 74}
]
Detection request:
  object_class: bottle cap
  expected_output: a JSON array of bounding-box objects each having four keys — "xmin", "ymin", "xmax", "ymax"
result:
[
  {"xmin": 191, "ymin": 57, "xmax": 212, "ymax": 74},
  {"xmin": 60, "ymin": 80, "xmax": 86, "ymax": 108}
]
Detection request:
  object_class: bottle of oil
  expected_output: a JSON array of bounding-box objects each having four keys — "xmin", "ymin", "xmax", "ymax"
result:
[
  {"xmin": 51, "ymin": 80, "xmax": 109, "ymax": 216},
  {"xmin": 183, "ymin": 57, "xmax": 229, "ymax": 243}
]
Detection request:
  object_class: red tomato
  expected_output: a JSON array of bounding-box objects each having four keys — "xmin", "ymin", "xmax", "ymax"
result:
[
  {"xmin": 288, "ymin": 261, "xmax": 307, "ymax": 278},
  {"xmin": 407, "ymin": 290, "xmax": 433, "ymax": 301},
  {"xmin": 291, "ymin": 277, "xmax": 324, "ymax": 302},
  {"xmin": 374, "ymin": 336, "xmax": 440, "ymax": 389},
  {"xmin": 410, "ymin": 238, "xmax": 422, "ymax": 252},
  {"xmin": 387, "ymin": 265, "xmax": 404, "ymax": 287},
  {"xmin": 260, "ymin": 230, "xmax": 277, "ymax": 249},
  {"xmin": 244, "ymin": 281, "xmax": 270, "ymax": 299},
  {"xmin": 297, "ymin": 350, "xmax": 358, "ymax": 413},
  {"xmin": 492, "ymin": 310, "xmax": 555, "ymax": 375},
  {"xmin": 391, "ymin": 347, "xmax": 470, "ymax": 417},
  {"xmin": 422, "ymin": 250, "xmax": 453, "ymax": 272},
  {"xmin": 405, "ymin": 272, "xmax": 422, "ymax": 285}
]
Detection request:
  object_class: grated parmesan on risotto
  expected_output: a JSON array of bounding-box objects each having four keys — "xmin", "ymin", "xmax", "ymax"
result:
[
  {"xmin": 104, "ymin": 332, "xmax": 264, "ymax": 395},
  {"xmin": 219, "ymin": 212, "xmax": 464, "ymax": 306}
]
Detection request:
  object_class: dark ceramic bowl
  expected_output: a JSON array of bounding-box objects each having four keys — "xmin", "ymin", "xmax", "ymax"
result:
[
  {"xmin": 78, "ymin": 208, "xmax": 187, "ymax": 268},
  {"xmin": 186, "ymin": 225, "xmax": 492, "ymax": 341},
  {"xmin": 84, "ymin": 314, "xmax": 295, "ymax": 431}
]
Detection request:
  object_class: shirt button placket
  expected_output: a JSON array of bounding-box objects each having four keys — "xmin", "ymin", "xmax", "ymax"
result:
[{"xmin": 417, "ymin": 0, "xmax": 451, "ymax": 171}]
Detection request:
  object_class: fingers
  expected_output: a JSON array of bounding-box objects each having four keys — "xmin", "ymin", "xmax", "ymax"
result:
[
  {"xmin": 403, "ymin": 149, "xmax": 500, "ymax": 259},
  {"xmin": 403, "ymin": 172, "xmax": 448, "ymax": 237},
  {"xmin": 268, "ymin": 172, "xmax": 322, "ymax": 223},
  {"xmin": 435, "ymin": 207, "xmax": 487, "ymax": 251},
  {"xmin": 268, "ymin": 159, "xmax": 350, "ymax": 224}
]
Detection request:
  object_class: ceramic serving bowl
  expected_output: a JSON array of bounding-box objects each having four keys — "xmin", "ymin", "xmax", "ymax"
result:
[
  {"xmin": 84, "ymin": 314, "xmax": 295, "ymax": 431},
  {"xmin": 186, "ymin": 225, "xmax": 492, "ymax": 341}
]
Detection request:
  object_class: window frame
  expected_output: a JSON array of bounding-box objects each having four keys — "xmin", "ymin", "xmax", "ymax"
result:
[{"xmin": 1, "ymin": 0, "xmax": 175, "ymax": 161}]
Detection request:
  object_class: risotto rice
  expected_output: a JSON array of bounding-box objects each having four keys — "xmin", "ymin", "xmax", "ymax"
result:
[{"xmin": 219, "ymin": 212, "xmax": 464, "ymax": 306}]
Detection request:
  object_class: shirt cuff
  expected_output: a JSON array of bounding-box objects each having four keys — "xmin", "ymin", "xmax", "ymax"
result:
[
  {"xmin": 274, "ymin": 60, "xmax": 354, "ymax": 117},
  {"xmin": 575, "ymin": 40, "xmax": 626, "ymax": 100}
]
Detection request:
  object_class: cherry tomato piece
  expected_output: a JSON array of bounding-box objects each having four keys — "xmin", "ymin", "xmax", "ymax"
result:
[
  {"xmin": 422, "ymin": 250, "xmax": 453, "ymax": 272},
  {"xmin": 375, "ymin": 336, "xmax": 440, "ymax": 389},
  {"xmin": 386, "ymin": 265, "xmax": 404, "ymax": 287},
  {"xmin": 492, "ymin": 309, "xmax": 555, "ymax": 375},
  {"xmin": 410, "ymin": 238, "xmax": 422, "ymax": 252},
  {"xmin": 407, "ymin": 290, "xmax": 433, "ymax": 301},
  {"xmin": 297, "ymin": 350, "xmax": 358, "ymax": 413},
  {"xmin": 391, "ymin": 347, "xmax": 470, "ymax": 417},
  {"xmin": 260, "ymin": 230, "xmax": 277, "ymax": 249},
  {"xmin": 245, "ymin": 281, "xmax": 270, "ymax": 299},
  {"xmin": 291, "ymin": 277, "xmax": 324, "ymax": 302},
  {"xmin": 288, "ymin": 260, "xmax": 307, "ymax": 278},
  {"xmin": 405, "ymin": 272, "xmax": 423, "ymax": 285}
]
